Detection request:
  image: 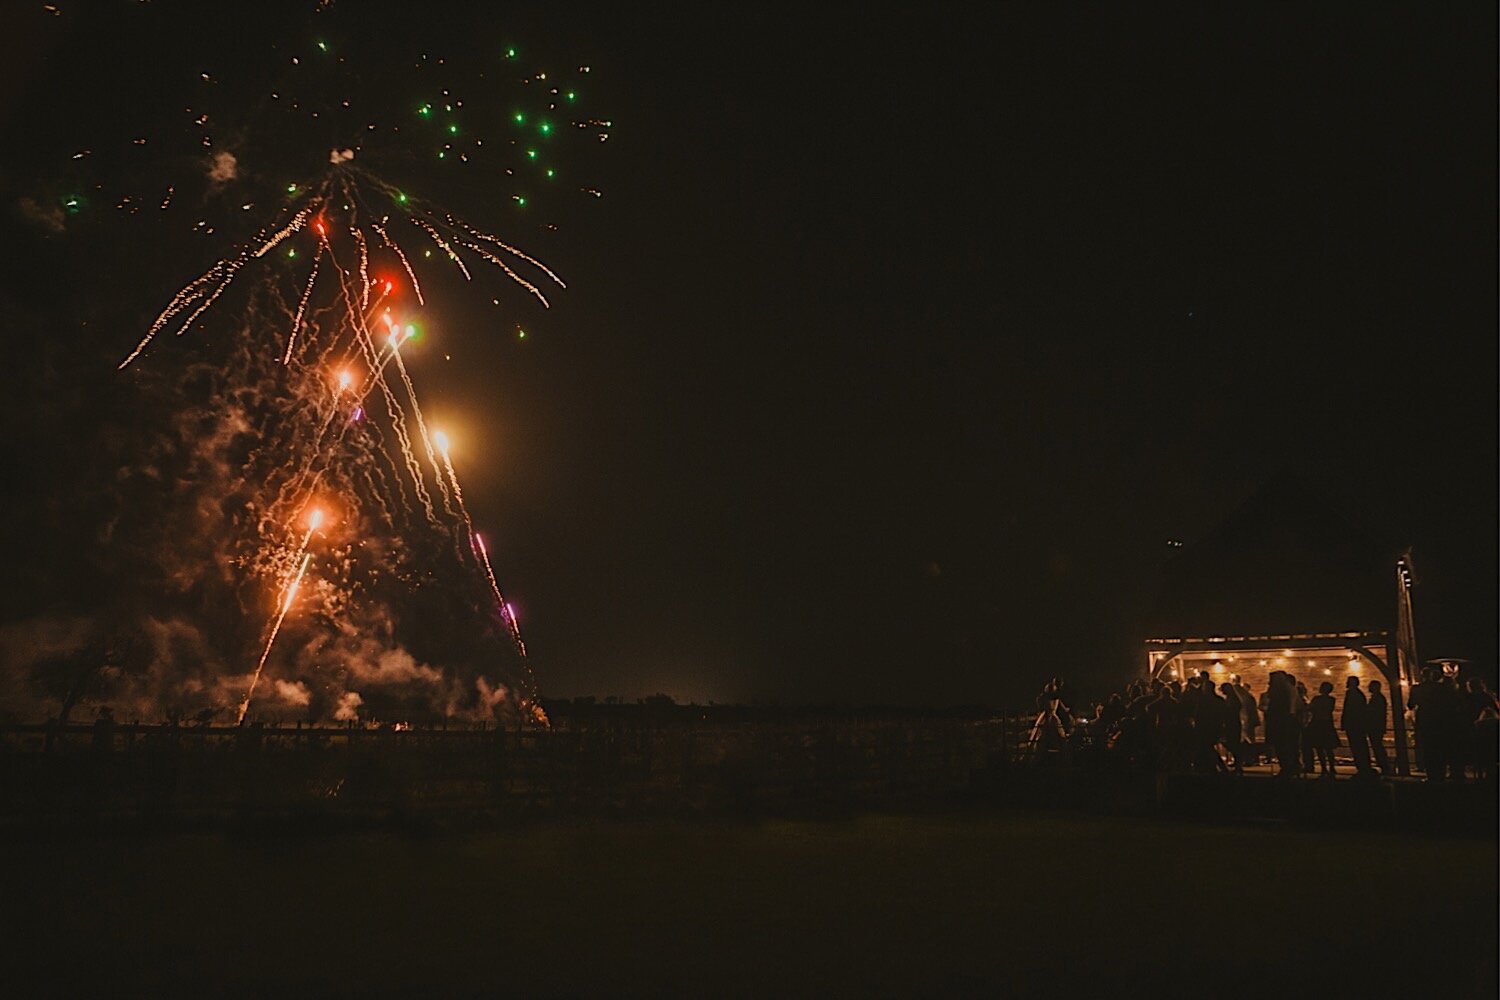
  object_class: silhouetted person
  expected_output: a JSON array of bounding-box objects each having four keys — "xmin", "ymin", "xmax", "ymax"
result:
[
  {"xmin": 1194, "ymin": 678, "xmax": 1228, "ymax": 774},
  {"xmin": 1462, "ymin": 679, "xmax": 1498, "ymax": 779},
  {"xmin": 1341, "ymin": 675, "xmax": 1372, "ymax": 775},
  {"xmin": 1473, "ymin": 687, "xmax": 1499, "ymax": 781},
  {"xmin": 1408, "ymin": 667, "xmax": 1440, "ymax": 778},
  {"xmin": 1295, "ymin": 681, "xmax": 1315, "ymax": 774},
  {"xmin": 1264, "ymin": 672, "xmax": 1300, "ymax": 778},
  {"xmin": 1219, "ymin": 682, "xmax": 1244, "ymax": 773},
  {"xmin": 1415, "ymin": 671, "xmax": 1462, "ymax": 781},
  {"xmin": 1308, "ymin": 682, "xmax": 1338, "ymax": 778},
  {"xmin": 1366, "ymin": 680, "xmax": 1390, "ymax": 775},
  {"xmin": 1235, "ymin": 678, "xmax": 1260, "ymax": 761}
]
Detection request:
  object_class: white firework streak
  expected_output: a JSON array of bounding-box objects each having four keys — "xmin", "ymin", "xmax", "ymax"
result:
[
  {"xmin": 282, "ymin": 242, "xmax": 324, "ymax": 365},
  {"xmin": 411, "ymin": 217, "xmax": 473, "ymax": 281},
  {"xmin": 370, "ymin": 219, "xmax": 424, "ymax": 305}
]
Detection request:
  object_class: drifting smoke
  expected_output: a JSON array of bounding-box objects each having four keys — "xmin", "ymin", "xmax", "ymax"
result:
[
  {"xmin": 333, "ymin": 691, "xmax": 363, "ymax": 722},
  {"xmin": 273, "ymin": 678, "xmax": 312, "ymax": 707},
  {"xmin": 0, "ymin": 283, "xmax": 531, "ymax": 726},
  {"xmin": 16, "ymin": 196, "xmax": 67, "ymax": 234},
  {"xmin": 206, "ymin": 150, "xmax": 239, "ymax": 184}
]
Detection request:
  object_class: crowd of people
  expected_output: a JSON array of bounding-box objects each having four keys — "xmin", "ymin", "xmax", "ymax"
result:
[{"xmin": 1030, "ymin": 667, "xmax": 1499, "ymax": 781}]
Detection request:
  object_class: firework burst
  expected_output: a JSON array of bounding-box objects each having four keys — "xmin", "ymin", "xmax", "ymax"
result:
[{"xmin": 47, "ymin": 8, "xmax": 613, "ymax": 726}]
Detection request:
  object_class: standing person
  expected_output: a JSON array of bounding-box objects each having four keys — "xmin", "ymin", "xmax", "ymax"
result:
[
  {"xmin": 1195, "ymin": 676, "xmax": 1228, "ymax": 773},
  {"xmin": 1366, "ymin": 680, "xmax": 1390, "ymax": 776},
  {"xmin": 1219, "ymin": 682, "xmax": 1245, "ymax": 773},
  {"xmin": 1308, "ymin": 682, "xmax": 1339, "ymax": 777},
  {"xmin": 1461, "ymin": 679, "xmax": 1498, "ymax": 779},
  {"xmin": 1264, "ymin": 672, "xmax": 1300, "ymax": 778},
  {"xmin": 1422, "ymin": 672, "xmax": 1463, "ymax": 781},
  {"xmin": 1295, "ymin": 681, "xmax": 1315, "ymax": 775},
  {"xmin": 1236, "ymin": 677, "xmax": 1261, "ymax": 762},
  {"xmin": 1407, "ymin": 667, "xmax": 1439, "ymax": 778},
  {"xmin": 1341, "ymin": 675, "xmax": 1372, "ymax": 775}
]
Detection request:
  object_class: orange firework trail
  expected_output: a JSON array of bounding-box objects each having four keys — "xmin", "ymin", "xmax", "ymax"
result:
[
  {"xmin": 381, "ymin": 316, "xmax": 454, "ymax": 515},
  {"xmin": 239, "ymin": 547, "xmax": 313, "ymax": 725},
  {"xmin": 434, "ymin": 432, "xmax": 467, "ymax": 520}
]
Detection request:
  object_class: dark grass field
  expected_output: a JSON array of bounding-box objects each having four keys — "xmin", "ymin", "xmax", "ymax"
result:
[{"xmin": 2, "ymin": 811, "xmax": 1494, "ymax": 997}]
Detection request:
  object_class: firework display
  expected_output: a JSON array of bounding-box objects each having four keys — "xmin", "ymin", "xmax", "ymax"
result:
[{"xmin": 33, "ymin": 4, "xmax": 610, "ymax": 727}]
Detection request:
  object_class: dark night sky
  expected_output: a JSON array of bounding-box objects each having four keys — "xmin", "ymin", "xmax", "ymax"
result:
[{"xmin": 0, "ymin": 2, "xmax": 1494, "ymax": 707}]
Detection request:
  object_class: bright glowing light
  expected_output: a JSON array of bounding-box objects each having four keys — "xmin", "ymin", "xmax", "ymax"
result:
[
  {"xmin": 338, "ymin": 370, "xmax": 352, "ymax": 390},
  {"xmin": 309, "ymin": 508, "xmax": 324, "ymax": 529},
  {"xmin": 434, "ymin": 430, "xmax": 450, "ymax": 455}
]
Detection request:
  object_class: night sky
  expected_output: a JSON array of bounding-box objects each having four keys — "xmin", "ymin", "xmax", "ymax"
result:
[{"xmin": 0, "ymin": 2, "xmax": 1494, "ymax": 709}]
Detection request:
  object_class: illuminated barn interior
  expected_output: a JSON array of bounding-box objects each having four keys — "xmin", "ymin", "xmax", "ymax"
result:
[{"xmin": 1142, "ymin": 476, "xmax": 1421, "ymax": 771}]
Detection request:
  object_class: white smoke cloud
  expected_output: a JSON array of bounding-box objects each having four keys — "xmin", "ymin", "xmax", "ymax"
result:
[
  {"xmin": 207, "ymin": 151, "xmax": 239, "ymax": 184},
  {"xmin": 273, "ymin": 679, "xmax": 312, "ymax": 707},
  {"xmin": 333, "ymin": 691, "xmax": 363, "ymax": 721}
]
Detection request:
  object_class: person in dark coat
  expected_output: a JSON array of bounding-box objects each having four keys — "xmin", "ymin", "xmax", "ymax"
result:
[
  {"xmin": 1295, "ymin": 681, "xmax": 1315, "ymax": 774},
  {"xmin": 1366, "ymin": 680, "xmax": 1390, "ymax": 775},
  {"xmin": 1461, "ymin": 679, "xmax": 1498, "ymax": 779},
  {"xmin": 1418, "ymin": 673, "xmax": 1462, "ymax": 781},
  {"xmin": 1308, "ymin": 681, "xmax": 1339, "ymax": 777},
  {"xmin": 1408, "ymin": 667, "xmax": 1441, "ymax": 778},
  {"xmin": 1264, "ymin": 671, "xmax": 1300, "ymax": 778},
  {"xmin": 1341, "ymin": 675, "xmax": 1372, "ymax": 774},
  {"xmin": 1219, "ymin": 682, "xmax": 1245, "ymax": 773}
]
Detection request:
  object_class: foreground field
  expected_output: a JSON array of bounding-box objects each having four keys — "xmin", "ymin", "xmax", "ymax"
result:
[{"xmin": 3, "ymin": 811, "xmax": 1494, "ymax": 997}]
